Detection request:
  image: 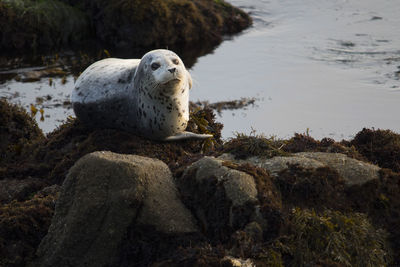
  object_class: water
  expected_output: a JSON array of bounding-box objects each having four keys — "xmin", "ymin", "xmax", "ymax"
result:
[
  {"xmin": 190, "ymin": 0, "xmax": 400, "ymax": 140},
  {"xmin": 1, "ymin": 0, "xmax": 400, "ymax": 140}
]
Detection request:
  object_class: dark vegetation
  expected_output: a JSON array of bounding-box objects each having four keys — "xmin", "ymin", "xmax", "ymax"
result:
[
  {"xmin": 1, "ymin": 99, "xmax": 400, "ymax": 266},
  {"xmin": 0, "ymin": 0, "xmax": 251, "ymax": 58}
]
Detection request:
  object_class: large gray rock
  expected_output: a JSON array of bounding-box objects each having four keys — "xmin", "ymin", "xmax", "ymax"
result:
[
  {"xmin": 34, "ymin": 151, "xmax": 197, "ymax": 267},
  {"xmin": 179, "ymin": 157, "xmax": 267, "ymax": 239},
  {"xmin": 296, "ymin": 152, "xmax": 380, "ymax": 186},
  {"xmin": 219, "ymin": 152, "xmax": 380, "ymax": 186}
]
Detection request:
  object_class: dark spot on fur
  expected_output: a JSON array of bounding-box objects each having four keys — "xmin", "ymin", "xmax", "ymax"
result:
[
  {"xmin": 128, "ymin": 72, "xmax": 133, "ymax": 81},
  {"xmin": 75, "ymin": 87, "xmax": 80, "ymax": 91},
  {"xmin": 143, "ymin": 111, "xmax": 147, "ymax": 118}
]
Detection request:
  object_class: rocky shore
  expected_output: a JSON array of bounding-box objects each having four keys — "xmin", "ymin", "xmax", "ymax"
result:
[
  {"xmin": 0, "ymin": 0, "xmax": 251, "ymax": 58},
  {"xmin": 1, "ymin": 98, "xmax": 400, "ymax": 266}
]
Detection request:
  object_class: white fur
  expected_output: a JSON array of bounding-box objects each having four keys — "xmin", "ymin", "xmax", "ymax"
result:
[
  {"xmin": 71, "ymin": 49, "xmax": 211, "ymax": 141},
  {"xmin": 72, "ymin": 58, "xmax": 140, "ymax": 104}
]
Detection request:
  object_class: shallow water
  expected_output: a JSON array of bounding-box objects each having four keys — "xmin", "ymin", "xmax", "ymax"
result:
[
  {"xmin": 1, "ymin": 0, "xmax": 400, "ymax": 140},
  {"xmin": 191, "ymin": 0, "xmax": 400, "ymax": 140}
]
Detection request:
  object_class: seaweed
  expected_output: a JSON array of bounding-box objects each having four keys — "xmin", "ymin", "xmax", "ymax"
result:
[
  {"xmin": 0, "ymin": 189, "xmax": 59, "ymax": 266},
  {"xmin": 0, "ymin": 99, "xmax": 43, "ymax": 170},
  {"xmin": 222, "ymin": 132, "xmax": 289, "ymax": 160},
  {"xmin": 221, "ymin": 162, "xmax": 283, "ymax": 240},
  {"xmin": 350, "ymin": 128, "xmax": 400, "ymax": 172},
  {"xmin": 0, "ymin": 0, "xmax": 251, "ymax": 54},
  {"xmin": 0, "ymin": 0, "xmax": 89, "ymax": 52},
  {"xmin": 275, "ymin": 164, "xmax": 346, "ymax": 211},
  {"xmin": 281, "ymin": 208, "xmax": 392, "ymax": 266}
]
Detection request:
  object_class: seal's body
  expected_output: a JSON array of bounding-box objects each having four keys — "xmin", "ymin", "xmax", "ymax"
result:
[{"xmin": 71, "ymin": 49, "xmax": 211, "ymax": 141}]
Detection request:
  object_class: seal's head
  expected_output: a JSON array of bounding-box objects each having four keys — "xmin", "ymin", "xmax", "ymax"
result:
[{"xmin": 134, "ymin": 49, "xmax": 192, "ymax": 94}]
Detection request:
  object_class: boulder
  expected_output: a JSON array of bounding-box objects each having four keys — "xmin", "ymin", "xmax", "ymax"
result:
[
  {"xmin": 220, "ymin": 152, "xmax": 380, "ymax": 186},
  {"xmin": 34, "ymin": 151, "xmax": 197, "ymax": 267},
  {"xmin": 179, "ymin": 157, "xmax": 267, "ymax": 241},
  {"xmin": 220, "ymin": 153, "xmax": 324, "ymax": 177},
  {"xmin": 297, "ymin": 152, "xmax": 380, "ymax": 186}
]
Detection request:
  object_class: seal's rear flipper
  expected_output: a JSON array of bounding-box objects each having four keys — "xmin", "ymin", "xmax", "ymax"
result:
[{"xmin": 164, "ymin": 131, "xmax": 213, "ymax": 141}]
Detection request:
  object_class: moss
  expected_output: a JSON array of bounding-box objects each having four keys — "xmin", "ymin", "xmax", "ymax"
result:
[
  {"xmin": 0, "ymin": 99, "xmax": 43, "ymax": 168},
  {"xmin": 281, "ymin": 208, "xmax": 392, "ymax": 266},
  {"xmin": 275, "ymin": 164, "xmax": 346, "ymax": 211},
  {"xmin": 0, "ymin": 190, "xmax": 58, "ymax": 266},
  {"xmin": 222, "ymin": 132, "xmax": 289, "ymax": 160},
  {"xmin": 350, "ymin": 128, "xmax": 400, "ymax": 172}
]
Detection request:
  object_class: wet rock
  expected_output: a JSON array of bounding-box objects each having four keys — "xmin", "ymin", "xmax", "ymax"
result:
[
  {"xmin": 178, "ymin": 157, "xmax": 265, "ymax": 241},
  {"xmin": 0, "ymin": 178, "xmax": 46, "ymax": 203},
  {"xmin": 220, "ymin": 152, "xmax": 380, "ymax": 186},
  {"xmin": 34, "ymin": 151, "xmax": 197, "ymax": 267},
  {"xmin": 297, "ymin": 152, "xmax": 380, "ymax": 186},
  {"xmin": 21, "ymin": 67, "xmax": 67, "ymax": 82}
]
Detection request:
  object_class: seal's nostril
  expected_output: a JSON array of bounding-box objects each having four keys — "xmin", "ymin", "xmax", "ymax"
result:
[{"xmin": 168, "ymin": 68, "xmax": 176, "ymax": 73}]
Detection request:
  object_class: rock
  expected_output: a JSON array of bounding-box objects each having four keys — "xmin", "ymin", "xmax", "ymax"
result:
[
  {"xmin": 34, "ymin": 151, "xmax": 197, "ymax": 267},
  {"xmin": 179, "ymin": 157, "xmax": 263, "ymax": 241},
  {"xmin": 297, "ymin": 152, "xmax": 380, "ymax": 186},
  {"xmin": 220, "ymin": 152, "xmax": 380, "ymax": 186},
  {"xmin": 220, "ymin": 153, "xmax": 325, "ymax": 177},
  {"xmin": 0, "ymin": 178, "xmax": 46, "ymax": 203}
]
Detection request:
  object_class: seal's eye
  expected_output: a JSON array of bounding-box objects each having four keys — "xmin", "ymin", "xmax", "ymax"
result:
[
  {"xmin": 151, "ymin": 63, "xmax": 160, "ymax": 70},
  {"xmin": 172, "ymin": 59, "xmax": 179, "ymax": 65}
]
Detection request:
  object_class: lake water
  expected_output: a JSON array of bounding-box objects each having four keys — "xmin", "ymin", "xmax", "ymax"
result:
[{"xmin": 1, "ymin": 0, "xmax": 400, "ymax": 140}]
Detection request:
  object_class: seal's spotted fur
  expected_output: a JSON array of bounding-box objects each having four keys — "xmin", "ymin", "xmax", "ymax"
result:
[{"xmin": 71, "ymin": 49, "xmax": 211, "ymax": 141}]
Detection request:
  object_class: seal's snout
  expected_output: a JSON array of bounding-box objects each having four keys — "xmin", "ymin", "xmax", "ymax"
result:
[{"xmin": 168, "ymin": 68, "xmax": 176, "ymax": 73}]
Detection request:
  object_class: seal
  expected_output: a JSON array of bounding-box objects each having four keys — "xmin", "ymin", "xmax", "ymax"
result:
[{"xmin": 71, "ymin": 49, "xmax": 212, "ymax": 141}]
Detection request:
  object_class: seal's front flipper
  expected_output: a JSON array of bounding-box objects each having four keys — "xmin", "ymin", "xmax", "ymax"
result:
[{"xmin": 164, "ymin": 131, "xmax": 213, "ymax": 141}]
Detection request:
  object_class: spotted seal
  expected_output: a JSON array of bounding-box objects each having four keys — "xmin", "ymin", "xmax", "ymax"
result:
[{"xmin": 71, "ymin": 49, "xmax": 212, "ymax": 141}]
